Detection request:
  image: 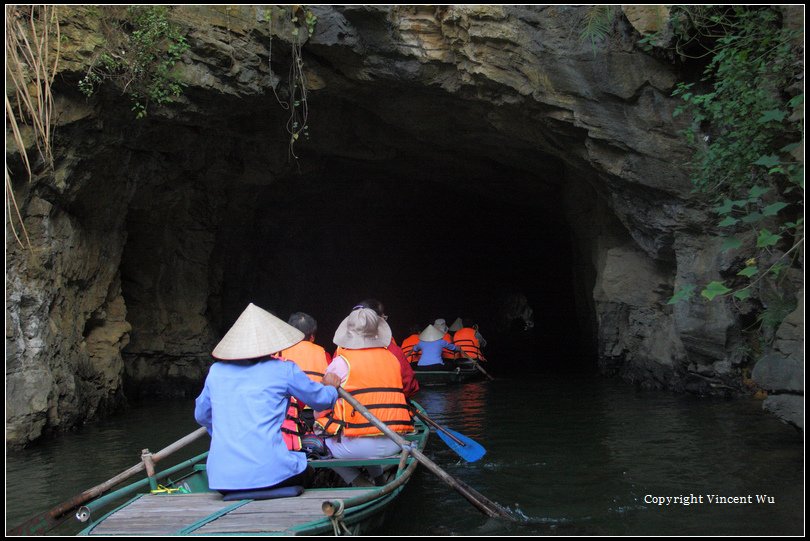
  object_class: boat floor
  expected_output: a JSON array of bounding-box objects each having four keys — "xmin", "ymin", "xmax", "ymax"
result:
[{"xmin": 87, "ymin": 489, "xmax": 376, "ymax": 535}]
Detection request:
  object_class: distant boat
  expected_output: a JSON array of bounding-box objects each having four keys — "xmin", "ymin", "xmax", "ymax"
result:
[
  {"xmin": 413, "ymin": 361, "xmax": 486, "ymax": 385},
  {"xmin": 76, "ymin": 405, "xmax": 431, "ymax": 536}
]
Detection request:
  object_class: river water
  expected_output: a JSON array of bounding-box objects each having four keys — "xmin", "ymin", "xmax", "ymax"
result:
[{"xmin": 6, "ymin": 375, "xmax": 804, "ymax": 536}]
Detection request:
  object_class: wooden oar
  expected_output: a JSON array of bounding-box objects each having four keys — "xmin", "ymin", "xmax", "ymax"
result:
[
  {"xmin": 6, "ymin": 426, "xmax": 209, "ymax": 536},
  {"xmin": 459, "ymin": 351, "xmax": 495, "ymax": 380},
  {"xmin": 410, "ymin": 406, "xmax": 486, "ymax": 462},
  {"xmin": 338, "ymin": 388, "xmax": 515, "ymax": 520}
]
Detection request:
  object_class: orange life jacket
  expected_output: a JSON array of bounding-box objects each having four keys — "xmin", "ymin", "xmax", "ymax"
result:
[
  {"xmin": 281, "ymin": 397, "xmax": 304, "ymax": 451},
  {"xmin": 441, "ymin": 332, "xmax": 455, "ymax": 360},
  {"xmin": 278, "ymin": 344, "xmax": 327, "ymax": 451},
  {"xmin": 315, "ymin": 348, "xmax": 414, "ymax": 437},
  {"xmin": 280, "ymin": 340, "xmax": 328, "ymax": 382},
  {"xmin": 401, "ymin": 334, "xmax": 421, "ymax": 364},
  {"xmin": 453, "ymin": 328, "xmax": 483, "ymax": 360}
]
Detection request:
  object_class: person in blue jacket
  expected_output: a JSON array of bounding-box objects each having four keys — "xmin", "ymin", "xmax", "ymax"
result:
[
  {"xmin": 412, "ymin": 324, "xmax": 460, "ymax": 371},
  {"xmin": 195, "ymin": 303, "xmax": 340, "ymax": 496}
]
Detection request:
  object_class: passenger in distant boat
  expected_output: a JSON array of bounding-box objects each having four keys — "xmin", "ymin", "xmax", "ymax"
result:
[
  {"xmin": 316, "ymin": 307, "xmax": 414, "ymax": 487},
  {"xmin": 337, "ymin": 298, "xmax": 419, "ymax": 398},
  {"xmin": 279, "ymin": 312, "xmax": 332, "ymax": 447},
  {"xmin": 451, "ymin": 318, "xmax": 487, "ymax": 362},
  {"xmin": 413, "ymin": 324, "xmax": 461, "ymax": 371},
  {"xmin": 433, "ymin": 318, "xmax": 457, "ymax": 366},
  {"xmin": 400, "ymin": 325, "xmax": 422, "ymax": 364},
  {"xmin": 194, "ymin": 303, "xmax": 340, "ymax": 497}
]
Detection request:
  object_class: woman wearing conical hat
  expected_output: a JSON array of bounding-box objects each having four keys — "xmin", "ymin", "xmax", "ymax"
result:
[
  {"xmin": 433, "ymin": 318, "xmax": 457, "ymax": 364},
  {"xmin": 194, "ymin": 303, "xmax": 340, "ymax": 497},
  {"xmin": 413, "ymin": 324, "xmax": 461, "ymax": 371}
]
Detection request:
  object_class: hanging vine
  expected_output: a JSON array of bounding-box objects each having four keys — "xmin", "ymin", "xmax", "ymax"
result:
[{"xmin": 267, "ymin": 5, "xmax": 317, "ymax": 163}]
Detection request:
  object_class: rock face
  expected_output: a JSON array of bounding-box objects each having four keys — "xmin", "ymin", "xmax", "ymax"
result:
[{"xmin": 5, "ymin": 5, "xmax": 803, "ymax": 446}]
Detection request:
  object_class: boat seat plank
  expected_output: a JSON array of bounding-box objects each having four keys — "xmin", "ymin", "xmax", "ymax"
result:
[
  {"xmin": 195, "ymin": 489, "xmax": 376, "ymax": 534},
  {"xmin": 88, "ymin": 489, "xmax": 376, "ymax": 535}
]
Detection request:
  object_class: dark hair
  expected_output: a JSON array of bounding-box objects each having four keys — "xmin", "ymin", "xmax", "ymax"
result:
[
  {"xmin": 287, "ymin": 312, "xmax": 318, "ymax": 337},
  {"xmin": 354, "ymin": 298, "xmax": 385, "ymax": 317}
]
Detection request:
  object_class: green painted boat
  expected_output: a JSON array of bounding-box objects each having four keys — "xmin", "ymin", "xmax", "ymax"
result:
[
  {"xmin": 76, "ymin": 406, "xmax": 430, "ymax": 536},
  {"xmin": 413, "ymin": 363, "xmax": 485, "ymax": 385}
]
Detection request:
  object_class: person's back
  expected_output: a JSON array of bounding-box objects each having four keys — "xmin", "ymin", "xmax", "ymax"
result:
[
  {"xmin": 317, "ymin": 347, "xmax": 412, "ymax": 437},
  {"xmin": 199, "ymin": 360, "xmax": 330, "ymax": 490},
  {"xmin": 318, "ymin": 307, "xmax": 414, "ymax": 486},
  {"xmin": 194, "ymin": 303, "xmax": 339, "ymax": 494},
  {"xmin": 281, "ymin": 340, "xmax": 329, "ymax": 381},
  {"xmin": 453, "ymin": 326, "xmax": 484, "ymax": 361},
  {"xmin": 413, "ymin": 324, "xmax": 458, "ymax": 371},
  {"xmin": 401, "ymin": 331, "xmax": 421, "ymax": 364}
]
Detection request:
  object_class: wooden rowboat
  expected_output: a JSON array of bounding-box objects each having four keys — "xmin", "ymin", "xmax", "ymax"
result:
[
  {"xmin": 413, "ymin": 362, "xmax": 486, "ymax": 385},
  {"xmin": 75, "ymin": 407, "xmax": 430, "ymax": 536}
]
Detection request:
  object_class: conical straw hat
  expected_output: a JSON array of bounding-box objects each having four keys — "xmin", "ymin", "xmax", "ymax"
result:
[
  {"xmin": 419, "ymin": 324, "xmax": 444, "ymax": 342},
  {"xmin": 333, "ymin": 308, "xmax": 392, "ymax": 349},
  {"xmin": 212, "ymin": 303, "xmax": 304, "ymax": 360},
  {"xmin": 449, "ymin": 317, "xmax": 464, "ymax": 332},
  {"xmin": 433, "ymin": 319, "xmax": 449, "ymax": 333}
]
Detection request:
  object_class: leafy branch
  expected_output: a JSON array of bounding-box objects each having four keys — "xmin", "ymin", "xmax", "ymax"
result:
[
  {"xmin": 78, "ymin": 6, "xmax": 189, "ymax": 119},
  {"xmin": 664, "ymin": 6, "xmax": 803, "ymax": 322}
]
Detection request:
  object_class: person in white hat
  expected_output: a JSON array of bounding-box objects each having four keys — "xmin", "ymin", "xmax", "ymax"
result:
[
  {"xmin": 449, "ymin": 317, "xmax": 488, "ymax": 363},
  {"xmin": 194, "ymin": 303, "xmax": 341, "ymax": 497},
  {"xmin": 314, "ymin": 307, "xmax": 414, "ymax": 487},
  {"xmin": 413, "ymin": 324, "xmax": 461, "ymax": 371},
  {"xmin": 342, "ymin": 299, "xmax": 419, "ymax": 398}
]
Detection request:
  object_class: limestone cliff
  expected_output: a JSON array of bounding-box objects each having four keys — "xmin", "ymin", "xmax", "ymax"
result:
[{"xmin": 5, "ymin": 5, "xmax": 803, "ymax": 446}]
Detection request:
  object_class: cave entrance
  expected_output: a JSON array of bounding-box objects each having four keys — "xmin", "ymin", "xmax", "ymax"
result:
[
  {"xmin": 219, "ymin": 156, "xmax": 593, "ymax": 374},
  {"xmin": 119, "ymin": 94, "xmax": 599, "ymax": 395}
]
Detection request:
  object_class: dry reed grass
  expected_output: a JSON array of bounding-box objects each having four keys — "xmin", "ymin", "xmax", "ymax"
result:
[{"xmin": 5, "ymin": 5, "xmax": 60, "ymax": 249}]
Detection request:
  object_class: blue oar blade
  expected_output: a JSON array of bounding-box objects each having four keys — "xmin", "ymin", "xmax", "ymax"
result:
[{"xmin": 437, "ymin": 427, "xmax": 486, "ymax": 462}]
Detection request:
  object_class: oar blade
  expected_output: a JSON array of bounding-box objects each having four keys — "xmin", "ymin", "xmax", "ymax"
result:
[{"xmin": 437, "ymin": 428, "xmax": 486, "ymax": 462}]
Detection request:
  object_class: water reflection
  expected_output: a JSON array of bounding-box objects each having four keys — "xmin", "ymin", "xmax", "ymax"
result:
[{"xmin": 6, "ymin": 377, "xmax": 803, "ymax": 536}]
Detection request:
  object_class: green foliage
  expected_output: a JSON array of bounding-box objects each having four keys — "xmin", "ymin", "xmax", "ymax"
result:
[
  {"xmin": 667, "ymin": 284, "xmax": 696, "ymax": 304},
  {"xmin": 757, "ymin": 294, "xmax": 797, "ymax": 330},
  {"xmin": 79, "ymin": 6, "xmax": 189, "ymax": 118},
  {"xmin": 663, "ymin": 6, "xmax": 804, "ymax": 312},
  {"xmin": 671, "ymin": 7, "xmax": 802, "ymax": 195},
  {"xmin": 579, "ymin": 6, "xmax": 616, "ymax": 55}
]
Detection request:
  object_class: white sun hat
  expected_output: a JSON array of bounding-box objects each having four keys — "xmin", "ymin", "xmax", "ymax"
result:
[
  {"xmin": 449, "ymin": 317, "xmax": 464, "ymax": 332},
  {"xmin": 212, "ymin": 303, "xmax": 304, "ymax": 360},
  {"xmin": 419, "ymin": 324, "xmax": 445, "ymax": 342},
  {"xmin": 433, "ymin": 319, "xmax": 449, "ymax": 334},
  {"xmin": 333, "ymin": 307, "xmax": 392, "ymax": 349}
]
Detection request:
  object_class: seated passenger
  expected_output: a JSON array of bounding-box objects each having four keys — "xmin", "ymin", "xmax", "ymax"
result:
[
  {"xmin": 316, "ymin": 307, "xmax": 414, "ymax": 487},
  {"xmin": 279, "ymin": 312, "xmax": 331, "ymax": 443},
  {"xmin": 433, "ymin": 318, "xmax": 457, "ymax": 365},
  {"xmin": 194, "ymin": 303, "xmax": 340, "ymax": 496},
  {"xmin": 338, "ymin": 299, "xmax": 419, "ymax": 398},
  {"xmin": 451, "ymin": 318, "xmax": 487, "ymax": 363},
  {"xmin": 413, "ymin": 324, "xmax": 460, "ymax": 371},
  {"xmin": 400, "ymin": 325, "xmax": 422, "ymax": 364}
]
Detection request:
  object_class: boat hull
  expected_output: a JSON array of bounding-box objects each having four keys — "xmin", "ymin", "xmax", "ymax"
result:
[
  {"xmin": 78, "ymin": 407, "xmax": 430, "ymax": 536},
  {"xmin": 413, "ymin": 366, "xmax": 484, "ymax": 385}
]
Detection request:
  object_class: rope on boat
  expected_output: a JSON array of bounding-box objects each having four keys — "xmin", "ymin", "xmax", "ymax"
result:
[{"xmin": 327, "ymin": 500, "xmax": 352, "ymax": 536}]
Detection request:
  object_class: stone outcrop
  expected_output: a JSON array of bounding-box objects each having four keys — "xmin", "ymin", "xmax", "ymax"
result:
[{"xmin": 5, "ymin": 5, "xmax": 803, "ymax": 446}]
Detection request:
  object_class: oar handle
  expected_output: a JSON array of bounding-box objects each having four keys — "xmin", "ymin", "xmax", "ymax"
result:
[
  {"xmin": 337, "ymin": 388, "xmax": 514, "ymax": 520},
  {"xmin": 6, "ymin": 426, "xmax": 209, "ymax": 536}
]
